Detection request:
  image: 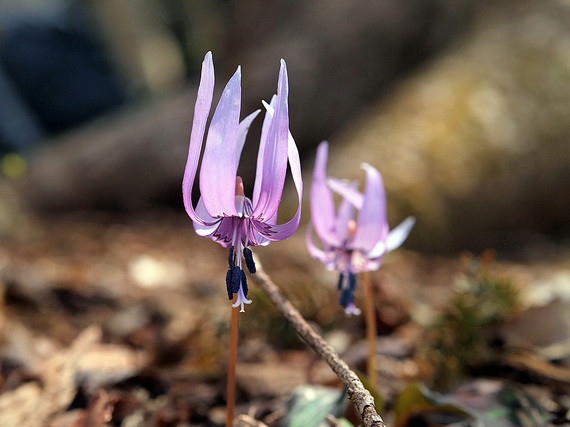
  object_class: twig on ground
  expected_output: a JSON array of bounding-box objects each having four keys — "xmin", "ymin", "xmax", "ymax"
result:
[{"xmin": 252, "ymin": 254, "xmax": 387, "ymax": 427}]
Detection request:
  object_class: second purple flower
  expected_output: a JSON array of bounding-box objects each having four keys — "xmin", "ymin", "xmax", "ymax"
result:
[{"xmin": 306, "ymin": 141, "xmax": 415, "ymax": 315}]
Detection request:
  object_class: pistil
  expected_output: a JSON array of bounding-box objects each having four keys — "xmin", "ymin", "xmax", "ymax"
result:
[{"xmin": 224, "ymin": 176, "xmax": 253, "ymax": 312}]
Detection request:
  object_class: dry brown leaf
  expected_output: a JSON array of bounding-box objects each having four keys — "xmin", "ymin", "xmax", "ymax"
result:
[
  {"xmin": 70, "ymin": 390, "xmax": 114, "ymax": 427},
  {"xmin": 505, "ymin": 351, "xmax": 570, "ymax": 385},
  {"xmin": 76, "ymin": 343, "xmax": 150, "ymax": 392},
  {"xmin": 0, "ymin": 382, "xmax": 43, "ymax": 427},
  {"xmin": 0, "ymin": 327, "xmax": 100, "ymax": 427},
  {"xmin": 236, "ymin": 362, "xmax": 307, "ymax": 398}
]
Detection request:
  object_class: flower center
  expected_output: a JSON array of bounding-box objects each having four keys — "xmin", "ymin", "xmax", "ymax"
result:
[
  {"xmin": 348, "ymin": 219, "xmax": 356, "ymax": 238},
  {"xmin": 224, "ymin": 176, "xmax": 256, "ymax": 312},
  {"xmin": 336, "ymin": 219, "xmax": 360, "ymax": 314}
]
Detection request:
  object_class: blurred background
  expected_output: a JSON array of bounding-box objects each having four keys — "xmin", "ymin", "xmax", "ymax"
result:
[
  {"xmin": 1, "ymin": 0, "xmax": 567, "ymax": 254},
  {"xmin": 1, "ymin": 1, "xmax": 570, "ymax": 425}
]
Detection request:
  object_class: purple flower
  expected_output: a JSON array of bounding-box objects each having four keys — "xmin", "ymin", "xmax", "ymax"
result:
[
  {"xmin": 182, "ymin": 52, "xmax": 303, "ymax": 311},
  {"xmin": 306, "ymin": 141, "xmax": 414, "ymax": 315}
]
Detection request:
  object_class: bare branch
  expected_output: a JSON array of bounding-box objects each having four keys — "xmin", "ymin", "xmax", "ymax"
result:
[{"xmin": 251, "ymin": 254, "xmax": 387, "ymax": 427}]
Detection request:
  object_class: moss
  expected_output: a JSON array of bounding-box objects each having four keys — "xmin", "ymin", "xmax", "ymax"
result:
[{"xmin": 422, "ymin": 253, "xmax": 522, "ymax": 390}]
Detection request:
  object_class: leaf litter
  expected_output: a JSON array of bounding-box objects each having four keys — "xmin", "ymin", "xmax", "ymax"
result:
[{"xmin": 0, "ymin": 213, "xmax": 569, "ymax": 425}]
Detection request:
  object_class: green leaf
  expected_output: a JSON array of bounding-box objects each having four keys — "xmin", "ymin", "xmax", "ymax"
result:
[
  {"xmin": 283, "ymin": 385, "xmax": 348, "ymax": 427},
  {"xmin": 394, "ymin": 382, "xmax": 473, "ymax": 426},
  {"xmin": 394, "ymin": 380, "xmax": 551, "ymax": 427}
]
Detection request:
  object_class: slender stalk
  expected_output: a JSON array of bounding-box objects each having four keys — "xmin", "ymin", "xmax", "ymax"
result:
[
  {"xmin": 251, "ymin": 253, "xmax": 386, "ymax": 427},
  {"xmin": 362, "ymin": 271, "xmax": 378, "ymax": 389},
  {"xmin": 227, "ymin": 300, "xmax": 240, "ymax": 427}
]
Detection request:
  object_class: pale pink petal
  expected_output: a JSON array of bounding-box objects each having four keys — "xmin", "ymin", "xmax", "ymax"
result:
[
  {"xmin": 193, "ymin": 197, "xmax": 221, "ymax": 233},
  {"xmin": 235, "ymin": 109, "xmax": 261, "ymax": 170},
  {"xmin": 335, "ymin": 184, "xmax": 357, "ymax": 243},
  {"xmin": 251, "ymin": 60, "xmax": 289, "ymax": 221},
  {"xmin": 327, "ymin": 177, "xmax": 364, "ymax": 210},
  {"xmin": 199, "ymin": 67, "xmax": 241, "ymax": 217},
  {"xmin": 305, "ymin": 223, "xmax": 332, "ymax": 264},
  {"xmin": 205, "ymin": 216, "xmax": 239, "ymax": 248},
  {"xmin": 352, "ymin": 163, "xmax": 388, "ymax": 252},
  {"xmin": 367, "ymin": 216, "xmax": 415, "ymax": 259},
  {"xmin": 386, "ymin": 216, "xmax": 415, "ymax": 251},
  {"xmin": 251, "ymin": 127, "xmax": 303, "ymax": 242},
  {"xmin": 247, "ymin": 225, "xmax": 272, "ymax": 247},
  {"xmin": 182, "ymin": 52, "xmax": 215, "ymax": 225},
  {"xmin": 252, "ymin": 96, "xmax": 276, "ymax": 205},
  {"xmin": 366, "ymin": 240, "xmax": 387, "ymax": 260},
  {"xmin": 309, "ymin": 142, "xmax": 341, "ymax": 247}
]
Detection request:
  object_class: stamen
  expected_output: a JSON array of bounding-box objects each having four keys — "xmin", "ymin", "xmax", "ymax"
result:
[
  {"xmin": 243, "ymin": 247, "xmax": 256, "ymax": 274},
  {"xmin": 348, "ymin": 219, "xmax": 357, "ymax": 238},
  {"xmin": 228, "ymin": 246, "xmax": 236, "ymax": 268},
  {"xmin": 231, "ymin": 267, "xmax": 241, "ymax": 294},
  {"xmin": 225, "ymin": 270, "xmax": 233, "ymax": 300},
  {"xmin": 348, "ymin": 272, "xmax": 357, "ymax": 291},
  {"xmin": 337, "ymin": 273, "xmax": 344, "ymax": 290},
  {"xmin": 235, "ymin": 176, "xmax": 245, "ymax": 197},
  {"xmin": 339, "ymin": 287, "xmax": 353, "ymax": 308}
]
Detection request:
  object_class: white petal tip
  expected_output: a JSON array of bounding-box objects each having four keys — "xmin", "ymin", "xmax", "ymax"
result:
[
  {"xmin": 232, "ymin": 290, "xmax": 252, "ymax": 312},
  {"xmin": 344, "ymin": 305, "xmax": 362, "ymax": 316},
  {"xmin": 386, "ymin": 216, "xmax": 416, "ymax": 251}
]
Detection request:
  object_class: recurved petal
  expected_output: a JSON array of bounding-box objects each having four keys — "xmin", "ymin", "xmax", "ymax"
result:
[
  {"xmin": 250, "ymin": 197, "xmax": 299, "ymax": 241},
  {"xmin": 251, "ymin": 60, "xmax": 290, "ymax": 221},
  {"xmin": 366, "ymin": 239, "xmax": 387, "ymax": 260},
  {"xmin": 335, "ymin": 184, "xmax": 357, "ymax": 243},
  {"xmin": 201, "ymin": 216, "xmax": 238, "ymax": 248},
  {"xmin": 250, "ymin": 64, "xmax": 303, "ymax": 241},
  {"xmin": 199, "ymin": 66, "xmax": 242, "ymax": 218},
  {"xmin": 193, "ymin": 197, "xmax": 222, "ymax": 237},
  {"xmin": 366, "ymin": 216, "xmax": 415, "ymax": 260},
  {"xmin": 280, "ymin": 105, "xmax": 304, "ymax": 238},
  {"xmin": 182, "ymin": 52, "xmax": 215, "ymax": 225},
  {"xmin": 251, "ymin": 128, "xmax": 303, "ymax": 241},
  {"xmin": 327, "ymin": 177, "xmax": 364, "ymax": 210},
  {"xmin": 309, "ymin": 142, "xmax": 340, "ymax": 247},
  {"xmin": 305, "ymin": 223, "xmax": 332, "ymax": 264},
  {"xmin": 247, "ymin": 224, "xmax": 272, "ymax": 247},
  {"xmin": 352, "ymin": 163, "xmax": 388, "ymax": 252},
  {"xmin": 252, "ymin": 96, "xmax": 276, "ymax": 205},
  {"xmin": 386, "ymin": 216, "xmax": 415, "ymax": 251}
]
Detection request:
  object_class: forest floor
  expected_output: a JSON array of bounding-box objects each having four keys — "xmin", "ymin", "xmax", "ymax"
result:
[{"xmin": 0, "ymin": 211, "xmax": 569, "ymax": 426}]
